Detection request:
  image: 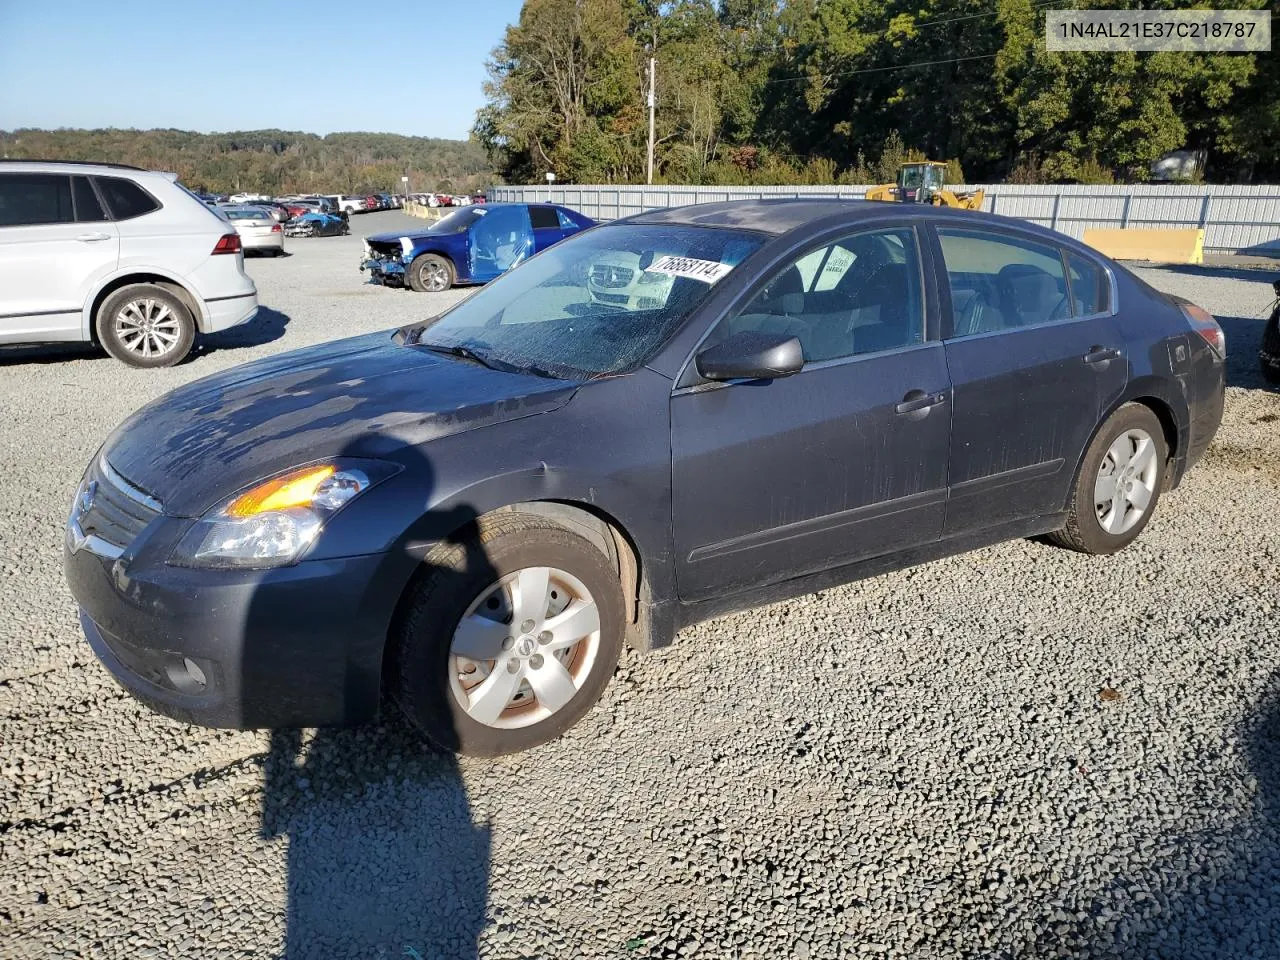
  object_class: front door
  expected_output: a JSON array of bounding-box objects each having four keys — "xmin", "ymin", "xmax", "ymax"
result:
[
  {"xmin": 932, "ymin": 226, "xmax": 1128, "ymax": 535},
  {"xmin": 469, "ymin": 205, "xmax": 534, "ymax": 281},
  {"xmin": 671, "ymin": 226, "xmax": 952, "ymax": 602}
]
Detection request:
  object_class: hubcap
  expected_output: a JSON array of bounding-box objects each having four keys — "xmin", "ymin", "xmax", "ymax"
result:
[
  {"xmin": 422, "ymin": 261, "xmax": 449, "ymax": 291},
  {"xmin": 1094, "ymin": 427, "xmax": 1158, "ymax": 535},
  {"xmin": 448, "ymin": 566, "xmax": 601, "ymax": 729},
  {"xmin": 114, "ymin": 298, "xmax": 181, "ymax": 358}
]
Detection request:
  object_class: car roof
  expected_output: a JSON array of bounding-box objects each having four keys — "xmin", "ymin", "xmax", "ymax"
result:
[
  {"xmin": 0, "ymin": 159, "xmax": 173, "ymax": 181},
  {"xmin": 621, "ymin": 197, "xmax": 1049, "ymax": 239}
]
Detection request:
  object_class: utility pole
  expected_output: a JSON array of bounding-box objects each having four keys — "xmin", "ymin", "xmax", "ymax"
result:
[{"xmin": 646, "ymin": 53, "xmax": 656, "ymax": 186}]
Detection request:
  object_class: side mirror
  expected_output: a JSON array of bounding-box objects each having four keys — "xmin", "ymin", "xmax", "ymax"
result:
[{"xmin": 696, "ymin": 331, "xmax": 804, "ymax": 382}]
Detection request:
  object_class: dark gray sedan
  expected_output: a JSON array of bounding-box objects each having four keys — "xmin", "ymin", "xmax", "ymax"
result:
[{"xmin": 65, "ymin": 199, "xmax": 1225, "ymax": 755}]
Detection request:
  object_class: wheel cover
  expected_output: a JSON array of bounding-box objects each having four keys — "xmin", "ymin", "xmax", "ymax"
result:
[
  {"xmin": 1094, "ymin": 427, "xmax": 1158, "ymax": 535},
  {"xmin": 421, "ymin": 260, "xmax": 449, "ymax": 291},
  {"xmin": 114, "ymin": 298, "xmax": 181, "ymax": 358},
  {"xmin": 448, "ymin": 566, "xmax": 601, "ymax": 730}
]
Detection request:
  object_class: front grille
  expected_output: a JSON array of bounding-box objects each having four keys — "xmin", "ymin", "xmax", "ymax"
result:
[
  {"xmin": 590, "ymin": 264, "xmax": 634, "ymax": 288},
  {"xmin": 594, "ymin": 291, "xmax": 629, "ymax": 306},
  {"xmin": 76, "ymin": 459, "xmax": 162, "ymax": 553}
]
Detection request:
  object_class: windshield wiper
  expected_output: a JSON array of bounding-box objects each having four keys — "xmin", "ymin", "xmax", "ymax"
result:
[{"xmin": 419, "ymin": 342, "xmax": 503, "ymax": 371}]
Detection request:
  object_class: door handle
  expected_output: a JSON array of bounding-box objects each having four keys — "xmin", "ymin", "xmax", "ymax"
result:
[
  {"xmin": 896, "ymin": 389, "xmax": 948, "ymax": 416},
  {"xmin": 76, "ymin": 232, "xmax": 111, "ymax": 242},
  {"xmin": 1084, "ymin": 345, "xmax": 1122, "ymax": 364}
]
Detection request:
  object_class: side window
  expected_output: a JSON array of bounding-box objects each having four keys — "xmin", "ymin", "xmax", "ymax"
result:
[
  {"xmin": 94, "ymin": 177, "xmax": 160, "ymax": 220},
  {"xmin": 714, "ymin": 227, "xmax": 924, "ymax": 364},
  {"xmin": 528, "ymin": 206, "xmax": 561, "ymax": 230},
  {"xmin": 1066, "ymin": 251, "xmax": 1109, "ymax": 316},
  {"xmin": 0, "ymin": 173, "xmax": 74, "ymax": 226},
  {"xmin": 72, "ymin": 176, "xmax": 108, "ymax": 222},
  {"xmin": 938, "ymin": 230, "xmax": 1071, "ymax": 337},
  {"xmin": 556, "ymin": 208, "xmax": 582, "ymax": 231}
]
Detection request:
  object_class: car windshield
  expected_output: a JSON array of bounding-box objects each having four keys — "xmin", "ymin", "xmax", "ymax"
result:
[
  {"xmin": 424, "ymin": 207, "xmax": 488, "ymax": 234},
  {"xmin": 414, "ymin": 223, "xmax": 764, "ymax": 378}
]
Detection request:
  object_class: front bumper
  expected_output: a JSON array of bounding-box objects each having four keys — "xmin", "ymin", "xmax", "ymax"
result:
[
  {"xmin": 65, "ymin": 528, "xmax": 402, "ymax": 729},
  {"xmin": 360, "ymin": 257, "xmax": 406, "ymax": 284}
]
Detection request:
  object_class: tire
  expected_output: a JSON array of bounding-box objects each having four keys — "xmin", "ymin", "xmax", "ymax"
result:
[
  {"xmin": 392, "ymin": 512, "xmax": 624, "ymax": 756},
  {"xmin": 1047, "ymin": 402, "xmax": 1168, "ymax": 555},
  {"xmin": 407, "ymin": 253, "xmax": 454, "ymax": 293},
  {"xmin": 1261, "ymin": 306, "xmax": 1280, "ymax": 385},
  {"xmin": 95, "ymin": 283, "xmax": 196, "ymax": 368}
]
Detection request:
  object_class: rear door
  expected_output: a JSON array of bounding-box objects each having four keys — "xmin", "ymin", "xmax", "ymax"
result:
[
  {"xmin": 671, "ymin": 224, "xmax": 951, "ymax": 601},
  {"xmin": 930, "ymin": 224, "xmax": 1127, "ymax": 535},
  {"xmin": 0, "ymin": 172, "xmax": 119, "ymax": 343}
]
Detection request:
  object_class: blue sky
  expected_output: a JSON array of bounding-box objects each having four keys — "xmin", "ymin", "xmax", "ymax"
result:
[{"xmin": 0, "ymin": 0, "xmax": 524, "ymax": 140}]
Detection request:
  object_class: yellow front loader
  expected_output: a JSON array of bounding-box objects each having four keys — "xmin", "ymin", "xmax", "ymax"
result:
[{"xmin": 865, "ymin": 161, "xmax": 984, "ymax": 210}]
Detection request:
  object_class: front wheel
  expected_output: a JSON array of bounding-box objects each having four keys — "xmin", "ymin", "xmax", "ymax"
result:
[
  {"xmin": 408, "ymin": 253, "xmax": 454, "ymax": 293},
  {"xmin": 1261, "ymin": 306, "xmax": 1280, "ymax": 384},
  {"xmin": 1047, "ymin": 402, "xmax": 1167, "ymax": 555},
  {"xmin": 392, "ymin": 512, "xmax": 624, "ymax": 756}
]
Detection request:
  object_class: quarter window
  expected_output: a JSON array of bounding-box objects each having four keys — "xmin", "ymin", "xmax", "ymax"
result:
[
  {"xmin": 1066, "ymin": 251, "xmax": 1109, "ymax": 316},
  {"xmin": 72, "ymin": 176, "xmax": 108, "ymax": 222},
  {"xmin": 556, "ymin": 208, "xmax": 581, "ymax": 231},
  {"xmin": 938, "ymin": 229, "xmax": 1071, "ymax": 336},
  {"xmin": 0, "ymin": 173, "xmax": 74, "ymax": 226},
  {"xmin": 713, "ymin": 228, "xmax": 924, "ymax": 363},
  {"xmin": 94, "ymin": 177, "xmax": 160, "ymax": 220}
]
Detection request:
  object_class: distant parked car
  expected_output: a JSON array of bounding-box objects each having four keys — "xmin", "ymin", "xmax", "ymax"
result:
[
  {"xmin": 285, "ymin": 209, "xmax": 348, "ymax": 238},
  {"xmin": 321, "ymin": 194, "xmax": 367, "ymax": 215},
  {"xmin": 229, "ymin": 192, "xmax": 270, "ymax": 204},
  {"xmin": 0, "ymin": 160, "xmax": 257, "ymax": 367},
  {"xmin": 361, "ymin": 203, "xmax": 594, "ymax": 292},
  {"xmin": 222, "ymin": 205, "xmax": 285, "ymax": 256}
]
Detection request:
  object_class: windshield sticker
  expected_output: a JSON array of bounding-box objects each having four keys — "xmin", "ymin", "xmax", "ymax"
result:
[{"xmin": 645, "ymin": 255, "xmax": 735, "ymax": 284}]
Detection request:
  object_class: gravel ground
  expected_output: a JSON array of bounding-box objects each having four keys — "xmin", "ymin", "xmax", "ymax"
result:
[{"xmin": 2, "ymin": 212, "xmax": 1279, "ymax": 959}]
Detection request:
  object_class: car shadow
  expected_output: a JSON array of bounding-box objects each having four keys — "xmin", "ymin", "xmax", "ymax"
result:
[
  {"xmin": 252, "ymin": 437, "xmax": 494, "ymax": 959},
  {"xmin": 1215, "ymin": 314, "xmax": 1279, "ymax": 392},
  {"xmin": 193, "ymin": 306, "xmax": 291, "ymax": 358}
]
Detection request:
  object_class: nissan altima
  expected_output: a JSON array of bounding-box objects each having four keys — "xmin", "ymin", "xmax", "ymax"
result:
[{"xmin": 65, "ymin": 199, "xmax": 1225, "ymax": 756}]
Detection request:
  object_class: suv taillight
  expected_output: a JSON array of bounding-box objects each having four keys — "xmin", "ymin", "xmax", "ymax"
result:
[
  {"xmin": 212, "ymin": 233, "xmax": 242, "ymax": 255},
  {"xmin": 1179, "ymin": 302, "xmax": 1226, "ymax": 359}
]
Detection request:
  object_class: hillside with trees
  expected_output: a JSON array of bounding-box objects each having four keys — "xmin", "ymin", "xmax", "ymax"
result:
[
  {"xmin": 475, "ymin": 0, "xmax": 1278, "ymax": 186},
  {"xmin": 0, "ymin": 128, "xmax": 493, "ymax": 195}
]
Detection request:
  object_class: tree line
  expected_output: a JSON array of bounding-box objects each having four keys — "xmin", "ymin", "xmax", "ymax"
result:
[
  {"xmin": 0, "ymin": 128, "xmax": 493, "ymax": 195},
  {"xmin": 474, "ymin": 0, "xmax": 1279, "ymax": 186}
]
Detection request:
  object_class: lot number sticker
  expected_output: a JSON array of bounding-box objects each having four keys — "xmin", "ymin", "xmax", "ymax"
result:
[{"xmin": 646, "ymin": 255, "xmax": 735, "ymax": 284}]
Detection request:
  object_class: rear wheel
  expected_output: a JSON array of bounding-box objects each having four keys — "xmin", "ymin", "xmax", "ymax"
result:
[
  {"xmin": 1047, "ymin": 403, "xmax": 1167, "ymax": 554},
  {"xmin": 392, "ymin": 512, "xmax": 624, "ymax": 756},
  {"xmin": 408, "ymin": 253, "xmax": 454, "ymax": 293},
  {"xmin": 95, "ymin": 284, "xmax": 195, "ymax": 368}
]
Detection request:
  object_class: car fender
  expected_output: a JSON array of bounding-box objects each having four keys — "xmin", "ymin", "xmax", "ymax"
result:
[
  {"xmin": 80, "ymin": 264, "xmax": 210, "ymax": 340},
  {"xmin": 407, "ymin": 238, "xmax": 469, "ymax": 281}
]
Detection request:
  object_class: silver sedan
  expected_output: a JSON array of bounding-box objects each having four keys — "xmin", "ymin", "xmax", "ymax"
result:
[{"xmin": 222, "ymin": 206, "xmax": 286, "ymax": 256}]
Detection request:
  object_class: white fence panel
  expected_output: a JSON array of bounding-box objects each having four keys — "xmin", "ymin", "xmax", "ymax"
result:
[{"xmin": 490, "ymin": 182, "xmax": 1280, "ymax": 254}]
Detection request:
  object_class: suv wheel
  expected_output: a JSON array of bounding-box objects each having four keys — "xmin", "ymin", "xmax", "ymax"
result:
[{"xmin": 96, "ymin": 284, "xmax": 196, "ymax": 368}]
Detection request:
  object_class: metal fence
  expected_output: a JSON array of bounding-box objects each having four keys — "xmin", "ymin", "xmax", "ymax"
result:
[{"xmin": 489, "ymin": 183, "xmax": 1280, "ymax": 255}]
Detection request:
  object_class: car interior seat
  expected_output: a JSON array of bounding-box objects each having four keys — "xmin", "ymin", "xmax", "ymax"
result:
[{"xmin": 996, "ymin": 263, "xmax": 1070, "ymax": 328}]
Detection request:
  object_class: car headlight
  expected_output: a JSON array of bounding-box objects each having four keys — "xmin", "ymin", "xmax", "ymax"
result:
[
  {"xmin": 168, "ymin": 459, "xmax": 400, "ymax": 570},
  {"xmin": 399, "ymin": 236, "xmax": 414, "ymax": 257}
]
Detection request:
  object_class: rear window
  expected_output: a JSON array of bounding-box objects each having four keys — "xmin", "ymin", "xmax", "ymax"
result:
[
  {"xmin": 0, "ymin": 173, "xmax": 74, "ymax": 226},
  {"xmin": 95, "ymin": 177, "xmax": 161, "ymax": 220},
  {"xmin": 227, "ymin": 209, "xmax": 270, "ymax": 221},
  {"xmin": 529, "ymin": 206, "xmax": 560, "ymax": 230}
]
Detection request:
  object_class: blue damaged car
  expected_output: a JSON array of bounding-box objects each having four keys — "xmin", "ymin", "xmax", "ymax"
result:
[{"xmin": 360, "ymin": 203, "xmax": 594, "ymax": 292}]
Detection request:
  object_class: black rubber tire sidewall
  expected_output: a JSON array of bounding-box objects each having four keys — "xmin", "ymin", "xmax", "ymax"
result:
[
  {"xmin": 408, "ymin": 254, "xmax": 454, "ymax": 293},
  {"xmin": 393, "ymin": 519, "xmax": 624, "ymax": 757},
  {"xmin": 95, "ymin": 284, "xmax": 195, "ymax": 368},
  {"xmin": 1056, "ymin": 403, "xmax": 1168, "ymax": 555}
]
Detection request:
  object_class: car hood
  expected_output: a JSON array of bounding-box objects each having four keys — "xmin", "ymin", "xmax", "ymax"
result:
[
  {"xmin": 365, "ymin": 228, "xmax": 457, "ymax": 244},
  {"xmin": 101, "ymin": 331, "xmax": 578, "ymax": 517}
]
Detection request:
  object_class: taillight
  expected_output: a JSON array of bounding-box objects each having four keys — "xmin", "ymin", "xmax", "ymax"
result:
[
  {"xmin": 1180, "ymin": 302, "xmax": 1225, "ymax": 358},
  {"xmin": 271, "ymin": 224, "xmax": 282, "ymax": 233},
  {"xmin": 212, "ymin": 233, "xmax": 242, "ymax": 255}
]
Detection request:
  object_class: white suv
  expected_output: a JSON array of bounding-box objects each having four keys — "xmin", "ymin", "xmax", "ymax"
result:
[{"xmin": 0, "ymin": 161, "xmax": 259, "ymax": 368}]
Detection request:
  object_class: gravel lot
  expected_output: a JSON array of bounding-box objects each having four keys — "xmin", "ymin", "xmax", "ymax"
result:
[{"xmin": 2, "ymin": 211, "xmax": 1279, "ymax": 959}]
